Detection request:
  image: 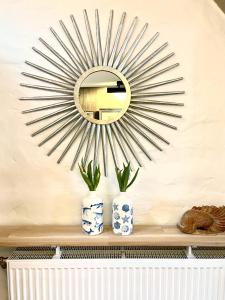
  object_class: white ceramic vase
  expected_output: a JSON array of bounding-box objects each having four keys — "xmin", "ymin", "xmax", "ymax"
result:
[
  {"xmin": 112, "ymin": 192, "xmax": 133, "ymax": 235},
  {"xmin": 82, "ymin": 191, "xmax": 103, "ymax": 235}
]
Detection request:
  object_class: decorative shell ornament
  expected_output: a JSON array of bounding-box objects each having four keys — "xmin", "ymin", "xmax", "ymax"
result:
[{"xmin": 178, "ymin": 206, "xmax": 225, "ymax": 234}]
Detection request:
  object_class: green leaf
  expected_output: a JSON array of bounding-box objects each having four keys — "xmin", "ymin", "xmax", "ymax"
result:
[
  {"xmin": 93, "ymin": 165, "xmax": 101, "ymax": 190},
  {"xmin": 115, "ymin": 168, "xmax": 123, "ymax": 191},
  {"xmin": 81, "ymin": 158, "xmax": 86, "ymax": 172},
  {"xmin": 121, "ymin": 164, "xmax": 130, "ymax": 192},
  {"xmin": 87, "ymin": 160, "xmax": 93, "ymax": 182},
  {"xmin": 126, "ymin": 168, "xmax": 139, "ymax": 190},
  {"xmin": 80, "ymin": 171, "xmax": 93, "ymax": 191},
  {"xmin": 78, "ymin": 164, "xmax": 85, "ymax": 177}
]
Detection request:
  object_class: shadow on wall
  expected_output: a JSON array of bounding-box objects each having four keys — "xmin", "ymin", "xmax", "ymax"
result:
[{"xmin": 214, "ymin": 0, "xmax": 225, "ymax": 12}]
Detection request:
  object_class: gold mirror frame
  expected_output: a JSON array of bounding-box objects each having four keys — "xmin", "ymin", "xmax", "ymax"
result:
[
  {"xmin": 20, "ymin": 10, "xmax": 185, "ymax": 176},
  {"xmin": 74, "ymin": 66, "xmax": 131, "ymax": 125}
]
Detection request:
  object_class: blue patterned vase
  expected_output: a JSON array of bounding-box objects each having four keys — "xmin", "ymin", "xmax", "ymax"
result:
[
  {"xmin": 112, "ymin": 192, "xmax": 133, "ymax": 235},
  {"xmin": 82, "ymin": 192, "xmax": 103, "ymax": 235}
]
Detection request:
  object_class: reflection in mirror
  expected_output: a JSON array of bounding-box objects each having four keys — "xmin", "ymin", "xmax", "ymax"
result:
[{"xmin": 78, "ymin": 71, "xmax": 130, "ymax": 124}]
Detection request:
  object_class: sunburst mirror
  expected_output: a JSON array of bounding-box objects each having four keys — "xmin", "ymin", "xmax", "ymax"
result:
[{"xmin": 20, "ymin": 10, "xmax": 185, "ymax": 176}]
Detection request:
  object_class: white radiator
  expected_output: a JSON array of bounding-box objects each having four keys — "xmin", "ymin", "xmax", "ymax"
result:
[{"xmin": 7, "ymin": 247, "xmax": 225, "ymax": 300}]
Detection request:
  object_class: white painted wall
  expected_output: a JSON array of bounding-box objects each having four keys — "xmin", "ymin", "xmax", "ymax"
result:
[{"xmin": 0, "ymin": 0, "xmax": 225, "ymax": 297}]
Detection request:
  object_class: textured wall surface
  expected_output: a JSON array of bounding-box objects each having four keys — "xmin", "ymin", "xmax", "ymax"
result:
[{"xmin": 0, "ymin": 0, "xmax": 225, "ymax": 298}]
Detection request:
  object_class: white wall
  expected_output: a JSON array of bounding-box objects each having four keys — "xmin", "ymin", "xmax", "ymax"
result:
[{"xmin": 0, "ymin": 0, "xmax": 225, "ymax": 298}]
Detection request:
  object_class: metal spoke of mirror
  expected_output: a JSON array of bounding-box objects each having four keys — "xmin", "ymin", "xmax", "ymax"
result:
[{"xmin": 20, "ymin": 10, "xmax": 185, "ymax": 176}]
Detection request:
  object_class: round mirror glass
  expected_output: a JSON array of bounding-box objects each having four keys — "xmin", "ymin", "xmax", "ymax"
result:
[{"xmin": 76, "ymin": 70, "xmax": 131, "ymax": 124}]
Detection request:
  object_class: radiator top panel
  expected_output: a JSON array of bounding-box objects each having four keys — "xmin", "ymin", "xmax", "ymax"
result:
[{"xmin": 8, "ymin": 246, "xmax": 225, "ymax": 260}]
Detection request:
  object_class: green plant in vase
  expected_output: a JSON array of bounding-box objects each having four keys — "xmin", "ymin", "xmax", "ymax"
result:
[
  {"xmin": 78, "ymin": 160, "xmax": 103, "ymax": 235},
  {"xmin": 115, "ymin": 162, "xmax": 139, "ymax": 192},
  {"xmin": 113, "ymin": 163, "xmax": 139, "ymax": 235},
  {"xmin": 79, "ymin": 159, "xmax": 101, "ymax": 191}
]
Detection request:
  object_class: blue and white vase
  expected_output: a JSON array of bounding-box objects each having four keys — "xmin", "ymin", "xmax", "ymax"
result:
[
  {"xmin": 112, "ymin": 192, "xmax": 133, "ymax": 235},
  {"xmin": 82, "ymin": 191, "xmax": 103, "ymax": 235}
]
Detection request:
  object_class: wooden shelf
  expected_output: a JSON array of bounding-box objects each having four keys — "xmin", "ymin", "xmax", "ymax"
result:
[{"xmin": 0, "ymin": 225, "xmax": 224, "ymax": 247}]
